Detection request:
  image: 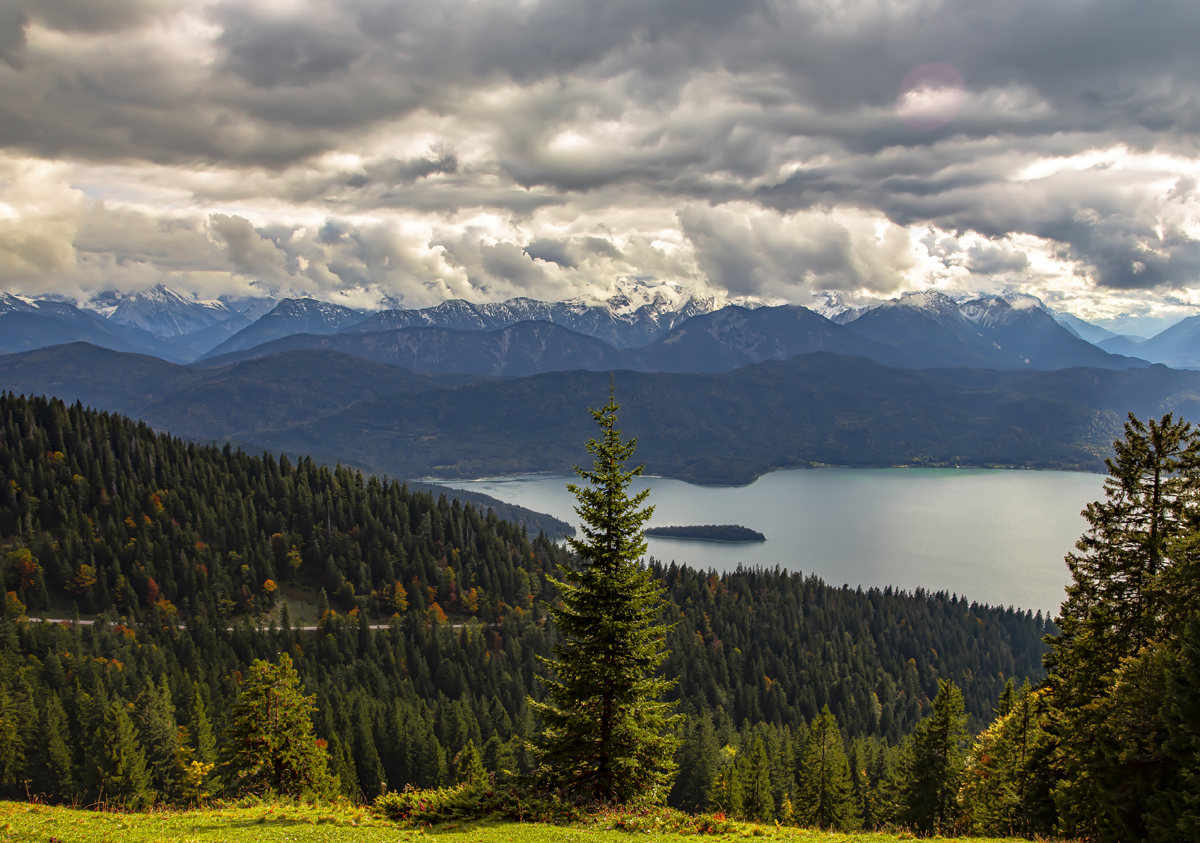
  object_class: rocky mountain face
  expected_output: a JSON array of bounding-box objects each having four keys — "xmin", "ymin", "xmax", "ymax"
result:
[
  {"xmin": 635, "ymin": 305, "xmax": 896, "ymax": 372},
  {"xmin": 808, "ymin": 291, "xmax": 867, "ymax": 325},
  {"xmin": 201, "ymin": 298, "xmax": 369, "ymax": 359},
  {"xmin": 843, "ymin": 291, "xmax": 1147, "ymax": 370}
]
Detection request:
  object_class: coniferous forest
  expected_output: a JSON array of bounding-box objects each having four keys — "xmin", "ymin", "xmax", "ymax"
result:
[
  {"xmin": 7, "ymin": 391, "xmax": 1197, "ymax": 841},
  {"xmin": 0, "ymin": 394, "xmax": 1047, "ymax": 809}
]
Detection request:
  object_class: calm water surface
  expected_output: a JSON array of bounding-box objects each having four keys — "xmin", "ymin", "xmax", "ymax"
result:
[{"xmin": 430, "ymin": 468, "xmax": 1105, "ymax": 614}]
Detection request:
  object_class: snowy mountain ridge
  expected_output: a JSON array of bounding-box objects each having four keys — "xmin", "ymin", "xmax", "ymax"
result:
[
  {"xmin": 348, "ymin": 281, "xmax": 746, "ymax": 348},
  {"xmin": 94, "ymin": 284, "xmax": 234, "ymax": 338}
]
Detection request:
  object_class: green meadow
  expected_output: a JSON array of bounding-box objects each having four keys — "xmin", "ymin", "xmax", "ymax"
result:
[{"xmin": 0, "ymin": 802, "xmax": 1012, "ymax": 843}]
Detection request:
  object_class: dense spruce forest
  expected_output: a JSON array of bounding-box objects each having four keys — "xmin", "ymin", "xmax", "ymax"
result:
[{"xmin": 0, "ymin": 392, "xmax": 1051, "ymax": 811}]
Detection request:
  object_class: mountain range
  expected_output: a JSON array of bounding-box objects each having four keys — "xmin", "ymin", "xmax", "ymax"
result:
[
  {"xmin": 197, "ymin": 293, "xmax": 1145, "ymax": 376},
  {"xmin": 340, "ymin": 286, "xmax": 718, "ymax": 348},
  {"xmin": 12, "ymin": 278, "xmax": 1200, "ymax": 374}
]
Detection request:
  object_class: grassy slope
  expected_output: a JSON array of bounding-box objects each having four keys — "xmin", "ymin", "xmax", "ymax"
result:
[{"xmin": 0, "ymin": 802, "xmax": 1011, "ymax": 843}]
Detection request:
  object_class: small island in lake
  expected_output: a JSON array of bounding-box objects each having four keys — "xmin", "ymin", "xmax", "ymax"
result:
[{"xmin": 645, "ymin": 524, "xmax": 767, "ymax": 542}]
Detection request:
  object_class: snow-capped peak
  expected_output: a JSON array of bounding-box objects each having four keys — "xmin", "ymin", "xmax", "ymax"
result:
[
  {"xmin": 960, "ymin": 292, "xmax": 1053, "ymax": 326},
  {"xmin": 0, "ymin": 292, "xmax": 39, "ymax": 315},
  {"xmin": 560, "ymin": 278, "xmax": 701, "ymax": 316},
  {"xmin": 962, "ymin": 291, "xmax": 1050, "ymax": 312},
  {"xmin": 263, "ymin": 298, "xmax": 368, "ymax": 332},
  {"xmin": 878, "ymin": 290, "xmax": 965, "ymax": 321},
  {"xmin": 808, "ymin": 291, "xmax": 865, "ymax": 324}
]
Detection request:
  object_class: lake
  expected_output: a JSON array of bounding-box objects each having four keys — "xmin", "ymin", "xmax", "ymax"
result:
[{"xmin": 429, "ymin": 468, "xmax": 1105, "ymax": 614}]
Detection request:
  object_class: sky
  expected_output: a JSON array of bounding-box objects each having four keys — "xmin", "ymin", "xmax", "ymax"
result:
[{"xmin": 0, "ymin": 0, "xmax": 1198, "ymax": 336}]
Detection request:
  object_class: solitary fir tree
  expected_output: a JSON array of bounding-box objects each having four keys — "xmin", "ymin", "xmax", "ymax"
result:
[
  {"xmin": 219, "ymin": 654, "xmax": 338, "ymax": 799},
  {"xmin": 530, "ymin": 385, "xmax": 681, "ymax": 803}
]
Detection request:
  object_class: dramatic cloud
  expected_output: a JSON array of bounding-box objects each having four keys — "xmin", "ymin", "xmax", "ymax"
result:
[{"xmin": 0, "ymin": 0, "xmax": 1197, "ymax": 331}]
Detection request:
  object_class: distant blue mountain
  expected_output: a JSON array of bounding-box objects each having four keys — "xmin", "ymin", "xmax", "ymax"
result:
[
  {"xmin": 1111, "ymin": 315, "xmax": 1200, "ymax": 369},
  {"xmin": 0, "ymin": 293, "xmax": 196, "ymax": 362}
]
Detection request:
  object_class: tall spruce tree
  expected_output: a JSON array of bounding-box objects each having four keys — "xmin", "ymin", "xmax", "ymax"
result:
[
  {"xmin": 455, "ymin": 738, "xmax": 486, "ymax": 786},
  {"xmin": 741, "ymin": 735, "xmax": 776, "ymax": 821},
  {"xmin": 1046, "ymin": 413, "xmax": 1200, "ymax": 839},
  {"xmin": 95, "ymin": 701, "xmax": 154, "ymax": 808},
  {"xmin": 669, "ymin": 714, "xmax": 721, "ymax": 812},
  {"xmin": 795, "ymin": 706, "xmax": 859, "ymax": 831},
  {"xmin": 707, "ymin": 745, "xmax": 744, "ymax": 817},
  {"xmin": 962, "ymin": 682, "xmax": 1056, "ymax": 837},
  {"xmin": 137, "ymin": 676, "xmax": 184, "ymax": 801},
  {"xmin": 887, "ymin": 679, "xmax": 969, "ymax": 835},
  {"xmin": 1145, "ymin": 613, "xmax": 1200, "ymax": 842},
  {"xmin": 0, "ymin": 683, "xmax": 28, "ymax": 795},
  {"xmin": 31, "ymin": 694, "xmax": 74, "ymax": 800},
  {"xmin": 530, "ymin": 385, "xmax": 681, "ymax": 803}
]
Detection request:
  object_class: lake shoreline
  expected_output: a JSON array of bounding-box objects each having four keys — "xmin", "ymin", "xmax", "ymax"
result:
[{"xmin": 421, "ymin": 462, "xmax": 1106, "ymax": 490}]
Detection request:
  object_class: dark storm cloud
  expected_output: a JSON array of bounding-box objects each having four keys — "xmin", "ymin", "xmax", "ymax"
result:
[
  {"xmin": 964, "ymin": 243, "xmax": 1029, "ymax": 276},
  {"xmin": 0, "ymin": 5, "xmax": 25, "ymax": 70},
  {"xmin": 3, "ymin": 0, "xmax": 1192, "ymax": 166},
  {"xmin": 1, "ymin": 0, "xmax": 1198, "ymax": 302},
  {"xmin": 678, "ymin": 205, "xmax": 915, "ymax": 297},
  {"xmin": 526, "ymin": 239, "xmax": 576, "ymax": 269}
]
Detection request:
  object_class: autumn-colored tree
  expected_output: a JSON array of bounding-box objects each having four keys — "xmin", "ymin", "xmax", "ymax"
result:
[{"xmin": 219, "ymin": 655, "xmax": 338, "ymax": 799}]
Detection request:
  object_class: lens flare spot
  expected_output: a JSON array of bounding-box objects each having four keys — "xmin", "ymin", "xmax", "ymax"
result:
[{"xmin": 896, "ymin": 63, "xmax": 966, "ymax": 131}]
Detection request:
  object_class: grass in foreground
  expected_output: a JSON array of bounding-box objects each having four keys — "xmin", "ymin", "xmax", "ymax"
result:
[{"xmin": 0, "ymin": 801, "xmax": 1017, "ymax": 843}]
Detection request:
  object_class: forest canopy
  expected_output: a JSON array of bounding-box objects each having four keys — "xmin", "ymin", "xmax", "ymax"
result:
[{"xmin": 0, "ymin": 392, "xmax": 1050, "ymax": 813}]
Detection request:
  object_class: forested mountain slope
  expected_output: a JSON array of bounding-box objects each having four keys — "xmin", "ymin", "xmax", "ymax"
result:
[
  {"xmin": 201, "ymin": 307, "xmax": 898, "ymax": 375},
  {"xmin": 246, "ymin": 354, "xmax": 1200, "ymax": 484},
  {"xmin": 200, "ymin": 322, "xmax": 633, "ymax": 375},
  {"xmin": 0, "ymin": 344, "xmax": 479, "ymax": 440},
  {"xmin": 6, "ymin": 346, "xmax": 1199, "ymax": 485},
  {"xmin": 0, "ymin": 394, "xmax": 1051, "ymax": 802},
  {"xmin": 843, "ymin": 292, "xmax": 1142, "ymax": 371}
]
